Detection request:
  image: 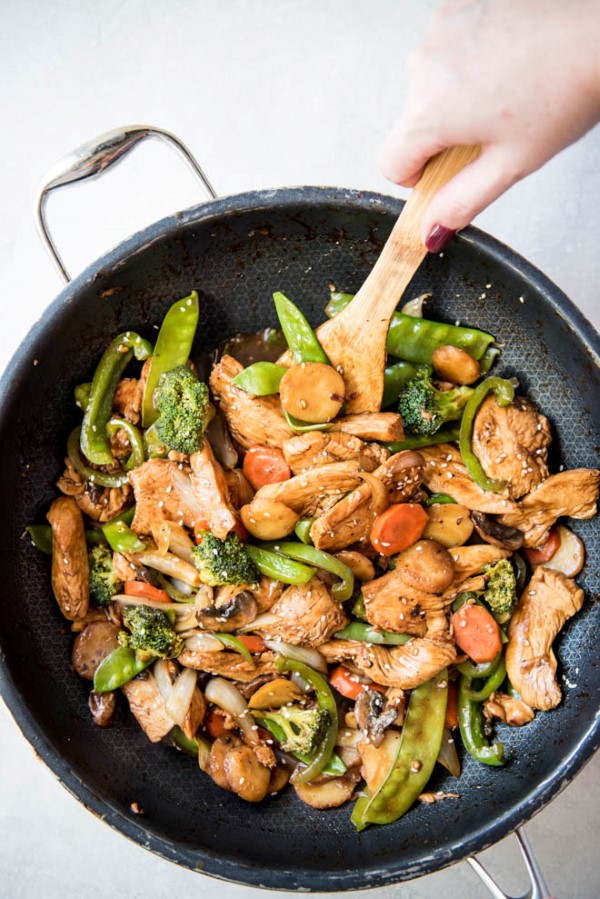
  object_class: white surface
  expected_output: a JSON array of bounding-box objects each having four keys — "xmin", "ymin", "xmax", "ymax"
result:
[{"xmin": 1, "ymin": 1, "xmax": 599, "ymax": 897}]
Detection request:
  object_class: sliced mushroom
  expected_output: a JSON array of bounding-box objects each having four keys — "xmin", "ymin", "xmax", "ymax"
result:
[
  {"xmin": 483, "ymin": 691, "xmax": 535, "ymax": 726},
  {"xmin": 471, "ymin": 511, "xmax": 524, "ymax": 550},
  {"xmin": 223, "ymin": 745, "xmax": 272, "ymax": 802},
  {"xmin": 208, "ymin": 734, "xmax": 243, "ymax": 790},
  {"xmin": 294, "ymin": 776, "xmax": 357, "ymax": 809},
  {"xmin": 88, "ymin": 690, "xmax": 117, "ymax": 727},
  {"xmin": 268, "ymin": 764, "xmax": 291, "ymax": 794},
  {"xmin": 248, "ymin": 677, "xmax": 306, "ymax": 709},
  {"xmin": 354, "ymin": 690, "xmax": 398, "ymax": 747},
  {"xmin": 72, "ymin": 621, "xmax": 121, "ymax": 680},
  {"xmin": 197, "ymin": 589, "xmax": 258, "ymax": 631}
]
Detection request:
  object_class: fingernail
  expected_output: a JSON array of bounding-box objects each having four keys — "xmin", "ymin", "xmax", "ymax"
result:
[{"xmin": 425, "ymin": 225, "xmax": 455, "ymax": 253}]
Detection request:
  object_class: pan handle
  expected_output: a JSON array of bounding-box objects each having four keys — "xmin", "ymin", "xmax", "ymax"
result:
[
  {"xmin": 35, "ymin": 125, "xmax": 218, "ymax": 282},
  {"xmin": 467, "ymin": 827, "xmax": 558, "ymax": 899}
]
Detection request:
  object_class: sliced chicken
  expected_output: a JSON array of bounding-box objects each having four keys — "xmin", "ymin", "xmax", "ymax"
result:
[
  {"xmin": 506, "ymin": 567, "xmax": 584, "ymax": 710},
  {"xmin": 189, "ymin": 442, "xmax": 238, "ymax": 539},
  {"xmin": 362, "ymin": 574, "xmax": 449, "ymax": 637},
  {"xmin": 47, "ymin": 496, "xmax": 89, "ymax": 621},
  {"xmin": 128, "ymin": 458, "xmax": 208, "ymax": 535},
  {"xmin": 253, "ymin": 577, "xmax": 348, "ymax": 647},
  {"xmin": 419, "ymin": 444, "xmax": 518, "ymax": 515},
  {"xmin": 57, "ymin": 458, "xmax": 133, "ymax": 523},
  {"xmin": 310, "ymin": 451, "xmax": 424, "ymax": 552},
  {"xmin": 253, "ymin": 461, "xmax": 362, "ymax": 518},
  {"xmin": 113, "ymin": 378, "xmax": 143, "ymax": 425},
  {"xmin": 209, "ymin": 355, "xmax": 293, "ymax": 449},
  {"xmin": 483, "ymin": 691, "xmax": 535, "ymax": 726},
  {"xmin": 498, "ymin": 469, "xmax": 600, "ymax": 547},
  {"xmin": 330, "ymin": 412, "xmax": 404, "ymax": 442},
  {"xmin": 182, "ymin": 686, "xmax": 207, "ymax": 741},
  {"xmin": 472, "ymin": 396, "xmax": 552, "ymax": 499},
  {"xmin": 122, "ymin": 670, "xmax": 173, "ymax": 742},
  {"xmin": 446, "ymin": 544, "xmax": 510, "ymax": 583},
  {"xmin": 223, "ymin": 469, "xmax": 254, "ymax": 510},
  {"xmin": 282, "ymin": 431, "xmax": 389, "ymax": 474},
  {"xmin": 319, "ymin": 636, "xmax": 456, "ymax": 689},
  {"xmin": 249, "ymin": 576, "xmax": 283, "ymax": 613},
  {"xmin": 178, "ymin": 649, "xmax": 278, "ymax": 683}
]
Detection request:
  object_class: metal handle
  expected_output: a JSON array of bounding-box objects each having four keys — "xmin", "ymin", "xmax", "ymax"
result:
[
  {"xmin": 35, "ymin": 124, "xmax": 217, "ymax": 282},
  {"xmin": 467, "ymin": 827, "xmax": 558, "ymax": 899}
]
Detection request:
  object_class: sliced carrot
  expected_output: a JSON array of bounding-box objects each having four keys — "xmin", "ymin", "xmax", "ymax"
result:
[
  {"xmin": 193, "ymin": 519, "xmax": 211, "ymax": 544},
  {"xmin": 329, "ymin": 664, "xmax": 387, "ymax": 700},
  {"xmin": 205, "ymin": 709, "xmax": 229, "ymax": 739},
  {"xmin": 523, "ymin": 527, "xmax": 561, "ymax": 565},
  {"xmin": 236, "ymin": 634, "xmax": 266, "ymax": 653},
  {"xmin": 451, "ymin": 603, "xmax": 502, "ymax": 664},
  {"xmin": 445, "ymin": 680, "xmax": 459, "ymax": 730},
  {"xmin": 124, "ymin": 580, "xmax": 171, "ymax": 603},
  {"xmin": 370, "ymin": 503, "xmax": 429, "ymax": 556},
  {"xmin": 243, "ymin": 446, "xmax": 291, "ymax": 491},
  {"xmin": 195, "ymin": 518, "xmax": 248, "ymax": 544},
  {"xmin": 230, "ymin": 518, "xmax": 249, "ymax": 543}
]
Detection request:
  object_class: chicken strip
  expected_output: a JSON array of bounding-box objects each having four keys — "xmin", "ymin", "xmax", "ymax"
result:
[
  {"xmin": 253, "ymin": 577, "xmax": 348, "ymax": 647},
  {"xmin": 178, "ymin": 649, "xmax": 278, "ymax": 683},
  {"xmin": 189, "ymin": 442, "xmax": 238, "ymax": 539},
  {"xmin": 506, "ymin": 567, "xmax": 584, "ymax": 710},
  {"xmin": 483, "ymin": 691, "xmax": 534, "ymax": 727},
  {"xmin": 57, "ymin": 458, "xmax": 133, "ymax": 523},
  {"xmin": 446, "ymin": 545, "xmax": 510, "ymax": 583},
  {"xmin": 209, "ymin": 355, "xmax": 293, "ymax": 449},
  {"xmin": 253, "ymin": 461, "xmax": 362, "ymax": 518},
  {"xmin": 330, "ymin": 412, "xmax": 404, "ymax": 442},
  {"xmin": 420, "ymin": 444, "xmax": 518, "ymax": 515},
  {"xmin": 282, "ymin": 431, "xmax": 389, "ymax": 474},
  {"xmin": 472, "ymin": 396, "xmax": 552, "ymax": 499},
  {"xmin": 498, "ymin": 468, "xmax": 600, "ymax": 547},
  {"xmin": 47, "ymin": 496, "xmax": 89, "ymax": 621},
  {"xmin": 122, "ymin": 671, "xmax": 173, "ymax": 743},
  {"xmin": 319, "ymin": 637, "xmax": 456, "ymax": 690},
  {"xmin": 362, "ymin": 575, "xmax": 450, "ymax": 637},
  {"xmin": 128, "ymin": 458, "xmax": 214, "ymax": 535}
]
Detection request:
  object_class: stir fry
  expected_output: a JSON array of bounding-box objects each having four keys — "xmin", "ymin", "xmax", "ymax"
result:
[{"xmin": 27, "ymin": 288, "xmax": 600, "ymax": 828}]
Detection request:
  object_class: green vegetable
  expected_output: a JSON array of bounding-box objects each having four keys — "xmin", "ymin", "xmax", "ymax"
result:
[
  {"xmin": 68, "ymin": 427, "xmax": 129, "ymax": 488},
  {"xmin": 170, "ymin": 725, "xmax": 201, "ymax": 757},
  {"xmin": 294, "ymin": 518, "xmax": 314, "ymax": 545},
  {"xmin": 106, "ymin": 417, "xmax": 145, "ymax": 470},
  {"xmin": 102, "ymin": 516, "xmax": 145, "ymax": 553},
  {"xmin": 258, "ymin": 541, "xmax": 354, "ymax": 602},
  {"xmin": 483, "ymin": 558, "xmax": 518, "ymax": 624},
  {"xmin": 351, "ymin": 595, "xmax": 368, "ymax": 621},
  {"xmin": 215, "ymin": 633, "xmax": 255, "ymax": 667},
  {"xmin": 398, "ymin": 365, "xmax": 473, "ymax": 436},
  {"xmin": 81, "ymin": 332, "xmax": 152, "ymax": 466},
  {"xmin": 274, "ymin": 291, "xmax": 329, "ymax": 364},
  {"xmin": 351, "ymin": 669, "xmax": 448, "ymax": 830},
  {"xmin": 193, "ymin": 532, "xmax": 260, "ymax": 586},
  {"xmin": 154, "ymin": 365, "xmax": 213, "ymax": 454},
  {"xmin": 333, "ymin": 622, "xmax": 411, "ymax": 645},
  {"xmin": 89, "ymin": 544, "xmax": 123, "ymax": 607},
  {"xmin": 119, "ymin": 605, "xmax": 183, "ymax": 660},
  {"xmin": 424, "ymin": 493, "xmax": 456, "ymax": 506},
  {"xmin": 142, "ymin": 291, "xmax": 199, "ymax": 428},
  {"xmin": 245, "ymin": 545, "xmax": 315, "ymax": 585},
  {"xmin": 93, "ymin": 646, "xmax": 153, "ymax": 693},
  {"xmin": 232, "ymin": 361, "xmax": 287, "ymax": 395},
  {"xmin": 74, "ymin": 382, "xmax": 92, "ymax": 411},
  {"xmin": 459, "ymin": 377, "xmax": 516, "ymax": 493},
  {"xmin": 283, "ymin": 410, "xmax": 333, "ymax": 433},
  {"xmin": 143, "ymin": 422, "xmax": 169, "ymax": 459},
  {"xmin": 25, "ymin": 524, "xmax": 53, "ymax": 555},
  {"xmin": 457, "ymin": 674, "xmax": 505, "ymax": 766},
  {"xmin": 382, "ymin": 361, "xmax": 421, "ymax": 408},
  {"xmin": 512, "ymin": 552, "xmax": 528, "ymax": 595},
  {"xmin": 385, "ymin": 427, "xmax": 460, "ymax": 453},
  {"xmin": 275, "ymin": 657, "xmax": 338, "ymax": 784},
  {"xmin": 254, "ymin": 705, "xmax": 331, "ymax": 757},
  {"xmin": 456, "ymin": 652, "xmax": 503, "ymax": 680},
  {"xmin": 464, "ymin": 654, "xmax": 507, "ymax": 702}
]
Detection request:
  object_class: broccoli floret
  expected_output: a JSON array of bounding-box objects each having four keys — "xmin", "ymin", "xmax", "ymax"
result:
[
  {"xmin": 118, "ymin": 605, "xmax": 183, "ymax": 660},
  {"xmin": 255, "ymin": 705, "xmax": 330, "ymax": 756},
  {"xmin": 89, "ymin": 544, "xmax": 123, "ymax": 607},
  {"xmin": 483, "ymin": 558, "xmax": 517, "ymax": 624},
  {"xmin": 398, "ymin": 365, "xmax": 473, "ymax": 435},
  {"xmin": 192, "ymin": 531, "xmax": 259, "ymax": 586},
  {"xmin": 154, "ymin": 365, "xmax": 214, "ymax": 454}
]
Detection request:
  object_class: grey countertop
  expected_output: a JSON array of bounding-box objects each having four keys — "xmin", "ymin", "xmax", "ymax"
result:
[{"xmin": 1, "ymin": 2, "xmax": 599, "ymax": 897}]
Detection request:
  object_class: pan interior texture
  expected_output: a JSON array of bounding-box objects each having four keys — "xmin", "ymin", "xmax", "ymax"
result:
[{"xmin": 0, "ymin": 188, "xmax": 598, "ymax": 891}]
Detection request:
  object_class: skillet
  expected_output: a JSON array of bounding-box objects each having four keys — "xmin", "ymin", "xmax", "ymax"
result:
[{"xmin": 0, "ymin": 126, "xmax": 598, "ymax": 891}]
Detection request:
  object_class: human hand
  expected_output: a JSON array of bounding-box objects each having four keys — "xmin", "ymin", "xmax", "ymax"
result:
[{"xmin": 380, "ymin": 0, "xmax": 600, "ymax": 251}]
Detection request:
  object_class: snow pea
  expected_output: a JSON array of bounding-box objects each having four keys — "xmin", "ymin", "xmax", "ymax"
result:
[
  {"xmin": 68, "ymin": 427, "xmax": 129, "ymax": 488},
  {"xmin": 81, "ymin": 332, "xmax": 153, "ymax": 466},
  {"xmin": 382, "ymin": 361, "xmax": 422, "ymax": 408},
  {"xmin": 456, "ymin": 652, "xmax": 502, "ymax": 679},
  {"xmin": 142, "ymin": 291, "xmax": 199, "ymax": 427},
  {"xmin": 351, "ymin": 669, "xmax": 448, "ymax": 830},
  {"xmin": 102, "ymin": 514, "xmax": 145, "ymax": 553},
  {"xmin": 385, "ymin": 426, "xmax": 460, "ymax": 453},
  {"xmin": 457, "ymin": 674, "xmax": 505, "ymax": 766},
  {"xmin": 74, "ymin": 382, "xmax": 91, "ymax": 411},
  {"xmin": 273, "ymin": 292, "xmax": 329, "ymax": 364},
  {"xmin": 465, "ymin": 654, "xmax": 507, "ymax": 702},
  {"xmin": 93, "ymin": 646, "xmax": 153, "ymax": 692},
  {"xmin": 215, "ymin": 633, "xmax": 255, "ymax": 667},
  {"xmin": 294, "ymin": 517, "xmax": 314, "ymax": 545},
  {"xmin": 245, "ymin": 545, "xmax": 315, "ymax": 585},
  {"xmin": 106, "ymin": 418, "xmax": 145, "ymax": 470},
  {"xmin": 258, "ymin": 541, "xmax": 354, "ymax": 602},
  {"xmin": 333, "ymin": 621, "xmax": 411, "ymax": 645},
  {"xmin": 232, "ymin": 361, "xmax": 287, "ymax": 396},
  {"xmin": 459, "ymin": 377, "xmax": 515, "ymax": 493},
  {"xmin": 26, "ymin": 524, "xmax": 107, "ymax": 553},
  {"xmin": 275, "ymin": 657, "xmax": 338, "ymax": 784}
]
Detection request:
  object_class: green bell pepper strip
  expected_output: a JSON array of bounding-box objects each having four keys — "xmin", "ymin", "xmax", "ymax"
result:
[
  {"xmin": 351, "ymin": 669, "xmax": 448, "ymax": 830},
  {"xmin": 215, "ymin": 633, "xmax": 256, "ymax": 667},
  {"xmin": 232, "ymin": 361, "xmax": 287, "ymax": 395},
  {"xmin": 464, "ymin": 654, "xmax": 507, "ymax": 702},
  {"xmin": 459, "ymin": 377, "xmax": 516, "ymax": 493},
  {"xmin": 425, "ymin": 493, "xmax": 456, "ymax": 506},
  {"xmin": 106, "ymin": 418, "xmax": 145, "ymax": 471},
  {"xmin": 351, "ymin": 595, "xmax": 368, "ymax": 621},
  {"xmin": 456, "ymin": 652, "xmax": 503, "ymax": 679},
  {"xmin": 294, "ymin": 518, "xmax": 314, "ymax": 545},
  {"xmin": 169, "ymin": 725, "xmax": 208, "ymax": 758},
  {"xmin": 93, "ymin": 646, "xmax": 153, "ymax": 692},
  {"xmin": 273, "ymin": 292, "xmax": 330, "ymax": 364},
  {"xmin": 25, "ymin": 525, "xmax": 53, "ymax": 554},
  {"xmin": 81, "ymin": 332, "xmax": 153, "ymax": 466},
  {"xmin": 143, "ymin": 422, "xmax": 169, "ymax": 459},
  {"xmin": 275, "ymin": 657, "xmax": 338, "ymax": 784},
  {"xmin": 74, "ymin": 382, "xmax": 92, "ymax": 411},
  {"xmin": 142, "ymin": 291, "xmax": 199, "ymax": 428},
  {"xmin": 457, "ymin": 674, "xmax": 505, "ymax": 766},
  {"xmin": 382, "ymin": 361, "xmax": 422, "ymax": 408},
  {"xmin": 102, "ymin": 516, "xmax": 145, "ymax": 553},
  {"xmin": 68, "ymin": 427, "xmax": 129, "ymax": 488},
  {"xmin": 245, "ymin": 545, "xmax": 315, "ymax": 585},
  {"xmin": 334, "ymin": 621, "xmax": 412, "ymax": 645},
  {"xmin": 283, "ymin": 409, "xmax": 333, "ymax": 433},
  {"xmin": 258, "ymin": 541, "xmax": 354, "ymax": 602},
  {"xmin": 385, "ymin": 427, "xmax": 460, "ymax": 453}
]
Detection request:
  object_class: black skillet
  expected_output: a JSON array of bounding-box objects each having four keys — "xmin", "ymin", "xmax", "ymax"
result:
[{"xmin": 0, "ymin": 126, "xmax": 598, "ymax": 892}]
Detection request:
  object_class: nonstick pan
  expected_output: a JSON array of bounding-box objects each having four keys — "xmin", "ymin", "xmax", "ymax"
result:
[{"xmin": 0, "ymin": 126, "xmax": 598, "ymax": 892}]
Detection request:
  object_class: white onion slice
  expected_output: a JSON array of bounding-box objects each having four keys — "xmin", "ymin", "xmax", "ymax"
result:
[
  {"xmin": 184, "ymin": 633, "xmax": 224, "ymax": 652},
  {"xmin": 154, "ymin": 521, "xmax": 171, "ymax": 557},
  {"xmin": 358, "ymin": 471, "xmax": 388, "ymax": 517},
  {"xmin": 237, "ymin": 613, "xmax": 280, "ymax": 633},
  {"xmin": 170, "ymin": 576, "xmax": 194, "ymax": 596},
  {"xmin": 165, "ymin": 667, "xmax": 198, "ymax": 727},
  {"xmin": 263, "ymin": 639, "xmax": 327, "ymax": 674},
  {"xmin": 128, "ymin": 549, "xmax": 200, "ymax": 586},
  {"xmin": 165, "ymin": 523, "xmax": 196, "ymax": 565},
  {"xmin": 400, "ymin": 292, "xmax": 430, "ymax": 318},
  {"xmin": 204, "ymin": 676, "xmax": 258, "ymax": 744},
  {"xmin": 154, "ymin": 659, "xmax": 173, "ymax": 705},
  {"xmin": 114, "ymin": 594, "xmax": 184, "ymax": 611}
]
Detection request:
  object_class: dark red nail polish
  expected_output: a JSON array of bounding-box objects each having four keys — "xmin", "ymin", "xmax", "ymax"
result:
[{"xmin": 425, "ymin": 225, "xmax": 455, "ymax": 253}]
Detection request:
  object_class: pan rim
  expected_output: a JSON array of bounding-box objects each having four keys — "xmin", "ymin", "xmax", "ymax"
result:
[{"xmin": 0, "ymin": 185, "xmax": 598, "ymax": 890}]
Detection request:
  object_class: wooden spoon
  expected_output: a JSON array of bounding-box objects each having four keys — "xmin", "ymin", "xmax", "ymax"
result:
[{"xmin": 309, "ymin": 144, "xmax": 480, "ymax": 413}]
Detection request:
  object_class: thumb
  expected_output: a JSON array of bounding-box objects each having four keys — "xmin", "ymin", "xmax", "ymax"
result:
[{"xmin": 419, "ymin": 145, "xmax": 523, "ymax": 249}]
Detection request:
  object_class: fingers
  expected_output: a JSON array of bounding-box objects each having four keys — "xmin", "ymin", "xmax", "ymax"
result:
[{"xmin": 379, "ymin": 119, "xmax": 447, "ymax": 188}]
